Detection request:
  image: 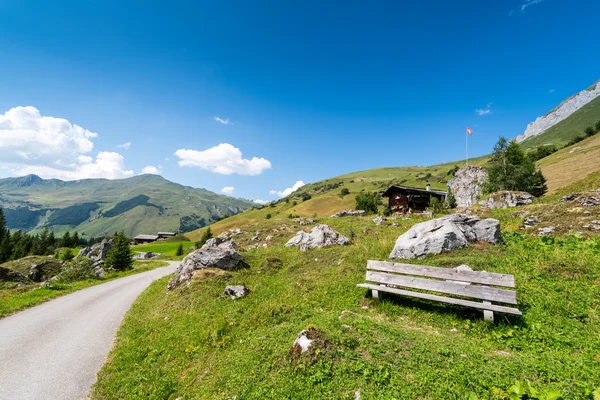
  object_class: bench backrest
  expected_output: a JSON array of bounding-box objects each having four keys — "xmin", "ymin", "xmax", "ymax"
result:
[{"xmin": 366, "ymin": 260, "xmax": 517, "ymax": 305}]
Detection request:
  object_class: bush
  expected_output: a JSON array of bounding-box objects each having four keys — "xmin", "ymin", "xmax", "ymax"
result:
[
  {"xmin": 195, "ymin": 227, "xmax": 213, "ymax": 248},
  {"xmin": 383, "ymin": 207, "xmax": 392, "ymax": 217},
  {"xmin": 528, "ymin": 145, "xmax": 558, "ymax": 162},
  {"xmin": 340, "ymin": 188, "xmax": 350, "ymax": 197},
  {"xmin": 584, "ymin": 126, "xmax": 595, "ymax": 137},
  {"xmin": 175, "ymin": 243, "xmax": 184, "ymax": 256},
  {"xmin": 355, "ymin": 192, "xmax": 379, "ymax": 214},
  {"xmin": 292, "ymin": 201, "xmax": 297, "ymax": 206},
  {"xmin": 105, "ymin": 232, "xmax": 133, "ymax": 271},
  {"xmin": 61, "ymin": 248, "xmax": 75, "ymax": 261},
  {"xmin": 447, "ymin": 165, "xmax": 460, "ymax": 176},
  {"xmin": 596, "ymin": 120, "xmax": 600, "ymax": 133},
  {"xmin": 265, "ymin": 214, "xmax": 272, "ymax": 220},
  {"xmin": 565, "ymin": 136, "xmax": 585, "ymax": 147},
  {"xmin": 429, "ymin": 196, "xmax": 446, "ymax": 214},
  {"xmin": 55, "ymin": 257, "xmax": 95, "ymax": 283},
  {"xmin": 300, "ymin": 192, "xmax": 312, "ymax": 201}
]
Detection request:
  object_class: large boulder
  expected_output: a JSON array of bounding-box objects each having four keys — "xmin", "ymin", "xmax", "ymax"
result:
[
  {"xmin": 285, "ymin": 224, "xmax": 350, "ymax": 251},
  {"xmin": 77, "ymin": 239, "xmax": 114, "ymax": 262},
  {"xmin": 167, "ymin": 238, "xmax": 242, "ymax": 290},
  {"xmin": 479, "ymin": 191, "xmax": 533, "ymax": 209},
  {"xmin": 447, "ymin": 167, "xmax": 489, "ymax": 208},
  {"xmin": 389, "ymin": 214, "xmax": 502, "ymax": 259}
]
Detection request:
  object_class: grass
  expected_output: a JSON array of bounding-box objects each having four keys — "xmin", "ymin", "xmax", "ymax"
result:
[
  {"xmin": 0, "ymin": 260, "xmax": 169, "ymax": 318},
  {"xmin": 91, "ymin": 215, "xmax": 599, "ymax": 399},
  {"xmin": 133, "ymin": 241, "xmax": 195, "ymax": 257}
]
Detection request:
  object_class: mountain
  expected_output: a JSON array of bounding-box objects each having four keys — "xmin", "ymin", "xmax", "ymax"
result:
[
  {"xmin": 0, "ymin": 174, "xmax": 255, "ymax": 238},
  {"xmin": 516, "ymin": 80, "xmax": 600, "ymax": 148}
]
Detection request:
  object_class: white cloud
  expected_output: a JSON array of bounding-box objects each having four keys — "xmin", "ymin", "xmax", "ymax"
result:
[
  {"xmin": 221, "ymin": 186, "xmax": 235, "ymax": 194},
  {"xmin": 548, "ymin": 89, "xmax": 556, "ymax": 94},
  {"xmin": 213, "ymin": 116, "xmax": 231, "ymax": 125},
  {"xmin": 270, "ymin": 180, "xmax": 305, "ymax": 198},
  {"xmin": 0, "ymin": 106, "xmax": 133, "ymax": 180},
  {"xmin": 117, "ymin": 142, "xmax": 131, "ymax": 150},
  {"xmin": 175, "ymin": 143, "xmax": 272, "ymax": 175},
  {"xmin": 164, "ymin": 157, "xmax": 170, "ymax": 161},
  {"xmin": 253, "ymin": 199, "xmax": 269, "ymax": 205},
  {"xmin": 476, "ymin": 103, "xmax": 493, "ymax": 116},
  {"xmin": 140, "ymin": 165, "xmax": 163, "ymax": 175},
  {"xmin": 521, "ymin": 0, "xmax": 543, "ymax": 12}
]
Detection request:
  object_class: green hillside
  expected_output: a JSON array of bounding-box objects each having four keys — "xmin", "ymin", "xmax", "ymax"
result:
[
  {"xmin": 520, "ymin": 91, "xmax": 600, "ymax": 149},
  {"xmin": 0, "ymin": 174, "xmax": 255, "ymax": 238}
]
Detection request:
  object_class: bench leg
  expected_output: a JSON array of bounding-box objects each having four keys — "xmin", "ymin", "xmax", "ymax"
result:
[
  {"xmin": 372, "ymin": 289, "xmax": 379, "ymax": 300},
  {"xmin": 483, "ymin": 301, "xmax": 494, "ymax": 322}
]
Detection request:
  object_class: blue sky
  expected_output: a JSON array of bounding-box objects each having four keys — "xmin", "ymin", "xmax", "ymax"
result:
[{"xmin": 1, "ymin": 0, "xmax": 599, "ymax": 202}]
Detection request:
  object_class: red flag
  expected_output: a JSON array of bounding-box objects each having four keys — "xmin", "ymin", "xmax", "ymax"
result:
[{"xmin": 466, "ymin": 127, "xmax": 473, "ymax": 135}]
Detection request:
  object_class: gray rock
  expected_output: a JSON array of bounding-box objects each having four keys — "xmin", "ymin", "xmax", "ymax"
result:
[
  {"xmin": 285, "ymin": 224, "xmax": 350, "ymax": 251},
  {"xmin": 224, "ymin": 285, "xmax": 250, "ymax": 299},
  {"xmin": 331, "ymin": 210, "xmax": 366, "ymax": 218},
  {"xmin": 561, "ymin": 194, "xmax": 580, "ymax": 202},
  {"xmin": 168, "ymin": 238, "xmax": 242, "ymax": 290},
  {"xmin": 77, "ymin": 239, "xmax": 114, "ymax": 262},
  {"xmin": 569, "ymin": 147, "xmax": 582, "ymax": 154},
  {"xmin": 251, "ymin": 231, "xmax": 260, "ymax": 242},
  {"xmin": 538, "ymin": 227, "xmax": 555, "ymax": 236},
  {"xmin": 580, "ymin": 196, "xmax": 599, "ymax": 207},
  {"xmin": 94, "ymin": 266, "xmax": 105, "ymax": 278},
  {"xmin": 389, "ymin": 214, "xmax": 502, "ymax": 259},
  {"xmin": 372, "ymin": 216, "xmax": 386, "ymax": 225},
  {"xmin": 134, "ymin": 252, "xmax": 159, "ymax": 260},
  {"xmin": 523, "ymin": 216, "xmax": 540, "ymax": 228},
  {"xmin": 0, "ymin": 266, "xmax": 29, "ymax": 284},
  {"xmin": 293, "ymin": 217, "xmax": 315, "ymax": 226},
  {"xmin": 479, "ymin": 191, "xmax": 534, "ymax": 209},
  {"xmin": 447, "ymin": 167, "xmax": 489, "ymax": 208},
  {"xmin": 516, "ymin": 81, "xmax": 600, "ymax": 143}
]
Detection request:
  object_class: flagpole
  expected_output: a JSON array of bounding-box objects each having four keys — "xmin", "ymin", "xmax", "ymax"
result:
[{"xmin": 466, "ymin": 128, "xmax": 469, "ymax": 168}]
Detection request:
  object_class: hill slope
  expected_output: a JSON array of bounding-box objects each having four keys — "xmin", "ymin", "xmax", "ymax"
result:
[{"xmin": 0, "ymin": 174, "xmax": 254, "ymax": 238}]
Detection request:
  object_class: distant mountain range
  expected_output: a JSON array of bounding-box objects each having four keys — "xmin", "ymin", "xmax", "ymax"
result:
[
  {"xmin": 0, "ymin": 174, "xmax": 255, "ymax": 238},
  {"xmin": 516, "ymin": 79, "xmax": 600, "ymax": 148}
]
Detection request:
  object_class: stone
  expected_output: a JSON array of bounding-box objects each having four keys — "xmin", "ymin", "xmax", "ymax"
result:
[
  {"xmin": 330, "ymin": 210, "xmax": 366, "ymax": 218},
  {"xmin": 167, "ymin": 238, "xmax": 242, "ymax": 290},
  {"xmin": 0, "ymin": 266, "xmax": 29, "ymax": 284},
  {"xmin": 372, "ymin": 216, "xmax": 386, "ymax": 225},
  {"xmin": 447, "ymin": 167, "xmax": 489, "ymax": 208},
  {"xmin": 538, "ymin": 227, "xmax": 555, "ymax": 236},
  {"xmin": 265, "ymin": 235, "xmax": 273, "ymax": 241},
  {"xmin": 224, "ymin": 285, "xmax": 250, "ymax": 299},
  {"xmin": 292, "ymin": 330, "xmax": 313, "ymax": 353},
  {"xmin": 523, "ymin": 216, "xmax": 540, "ymax": 228},
  {"xmin": 389, "ymin": 214, "xmax": 502, "ymax": 259},
  {"xmin": 580, "ymin": 196, "xmax": 599, "ymax": 207},
  {"xmin": 94, "ymin": 266, "xmax": 105, "ymax": 278},
  {"xmin": 516, "ymin": 81, "xmax": 600, "ymax": 143},
  {"xmin": 293, "ymin": 217, "xmax": 315, "ymax": 226},
  {"xmin": 569, "ymin": 146, "xmax": 582, "ymax": 154},
  {"xmin": 285, "ymin": 224, "xmax": 350, "ymax": 251},
  {"xmin": 479, "ymin": 191, "xmax": 534, "ymax": 209},
  {"xmin": 77, "ymin": 239, "xmax": 114, "ymax": 262},
  {"xmin": 134, "ymin": 252, "xmax": 159, "ymax": 260},
  {"xmin": 561, "ymin": 194, "xmax": 580, "ymax": 202},
  {"xmin": 251, "ymin": 231, "xmax": 260, "ymax": 241}
]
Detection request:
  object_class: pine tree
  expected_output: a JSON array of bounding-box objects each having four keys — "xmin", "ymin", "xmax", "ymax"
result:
[
  {"xmin": 176, "ymin": 243, "xmax": 184, "ymax": 256},
  {"xmin": 61, "ymin": 231, "xmax": 72, "ymax": 248},
  {"xmin": 72, "ymin": 232, "xmax": 80, "ymax": 247},
  {"xmin": 105, "ymin": 232, "xmax": 133, "ymax": 271},
  {"xmin": 0, "ymin": 207, "xmax": 11, "ymax": 263},
  {"xmin": 48, "ymin": 231, "xmax": 56, "ymax": 248},
  {"xmin": 195, "ymin": 227, "xmax": 213, "ymax": 248}
]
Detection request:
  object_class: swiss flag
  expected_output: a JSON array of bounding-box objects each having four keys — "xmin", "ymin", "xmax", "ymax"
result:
[{"xmin": 466, "ymin": 127, "xmax": 473, "ymax": 135}]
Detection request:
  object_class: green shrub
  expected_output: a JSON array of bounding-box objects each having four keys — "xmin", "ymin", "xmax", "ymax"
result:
[
  {"xmin": 528, "ymin": 145, "xmax": 558, "ymax": 162},
  {"xmin": 595, "ymin": 120, "xmax": 600, "ymax": 132},
  {"xmin": 195, "ymin": 227, "xmax": 213, "ymax": 248},
  {"xmin": 429, "ymin": 196, "xmax": 446, "ymax": 214},
  {"xmin": 300, "ymin": 192, "xmax": 312, "ymax": 201},
  {"xmin": 447, "ymin": 165, "xmax": 460, "ymax": 176},
  {"xmin": 584, "ymin": 126, "xmax": 595, "ymax": 137},
  {"xmin": 175, "ymin": 243, "xmax": 184, "ymax": 256},
  {"xmin": 565, "ymin": 136, "xmax": 585, "ymax": 147},
  {"xmin": 55, "ymin": 257, "xmax": 95, "ymax": 283},
  {"xmin": 340, "ymin": 188, "xmax": 350, "ymax": 197},
  {"xmin": 61, "ymin": 248, "xmax": 75, "ymax": 261},
  {"xmin": 445, "ymin": 189, "xmax": 457, "ymax": 209},
  {"xmin": 355, "ymin": 192, "xmax": 379, "ymax": 214},
  {"xmin": 265, "ymin": 214, "xmax": 272, "ymax": 220},
  {"xmin": 383, "ymin": 206, "xmax": 392, "ymax": 216}
]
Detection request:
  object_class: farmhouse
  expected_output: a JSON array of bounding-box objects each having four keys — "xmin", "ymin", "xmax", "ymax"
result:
[
  {"xmin": 133, "ymin": 234, "xmax": 159, "ymax": 245},
  {"xmin": 382, "ymin": 184, "xmax": 447, "ymax": 214},
  {"xmin": 157, "ymin": 232, "xmax": 176, "ymax": 240}
]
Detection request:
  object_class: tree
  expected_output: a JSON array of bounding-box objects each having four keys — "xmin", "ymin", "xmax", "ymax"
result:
[
  {"xmin": 595, "ymin": 120, "xmax": 600, "ymax": 133},
  {"xmin": 61, "ymin": 248, "xmax": 75, "ymax": 261},
  {"xmin": 195, "ymin": 226, "xmax": 213, "ymax": 248},
  {"xmin": 175, "ymin": 243, "xmax": 184, "ymax": 256},
  {"xmin": 61, "ymin": 231, "xmax": 72, "ymax": 248},
  {"xmin": 485, "ymin": 137, "xmax": 548, "ymax": 197},
  {"xmin": 340, "ymin": 188, "xmax": 350, "ymax": 197},
  {"xmin": 355, "ymin": 192, "xmax": 379, "ymax": 214},
  {"xmin": 584, "ymin": 126, "xmax": 595, "ymax": 137},
  {"xmin": 445, "ymin": 188, "xmax": 457, "ymax": 209},
  {"xmin": 105, "ymin": 232, "xmax": 133, "ymax": 271},
  {"xmin": 72, "ymin": 232, "xmax": 80, "ymax": 247},
  {"xmin": 0, "ymin": 207, "xmax": 11, "ymax": 263}
]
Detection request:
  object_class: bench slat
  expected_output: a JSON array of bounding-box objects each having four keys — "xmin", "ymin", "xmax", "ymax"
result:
[
  {"xmin": 367, "ymin": 260, "xmax": 515, "ymax": 288},
  {"xmin": 357, "ymin": 284, "xmax": 522, "ymax": 315},
  {"xmin": 366, "ymin": 271, "xmax": 517, "ymax": 304}
]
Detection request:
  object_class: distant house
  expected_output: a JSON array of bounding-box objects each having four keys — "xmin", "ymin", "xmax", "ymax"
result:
[
  {"xmin": 157, "ymin": 232, "xmax": 176, "ymax": 240},
  {"xmin": 133, "ymin": 234, "xmax": 159, "ymax": 245},
  {"xmin": 382, "ymin": 184, "xmax": 447, "ymax": 214}
]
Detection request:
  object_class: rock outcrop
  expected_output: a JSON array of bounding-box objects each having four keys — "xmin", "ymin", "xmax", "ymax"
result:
[
  {"xmin": 77, "ymin": 239, "xmax": 114, "ymax": 262},
  {"xmin": 389, "ymin": 214, "xmax": 502, "ymax": 259},
  {"xmin": 447, "ymin": 167, "xmax": 488, "ymax": 208},
  {"xmin": 167, "ymin": 238, "xmax": 242, "ymax": 290},
  {"xmin": 479, "ymin": 191, "xmax": 534, "ymax": 209},
  {"xmin": 516, "ymin": 80, "xmax": 600, "ymax": 143},
  {"xmin": 285, "ymin": 224, "xmax": 350, "ymax": 251},
  {"xmin": 224, "ymin": 285, "xmax": 250, "ymax": 299},
  {"xmin": 331, "ymin": 210, "xmax": 366, "ymax": 218}
]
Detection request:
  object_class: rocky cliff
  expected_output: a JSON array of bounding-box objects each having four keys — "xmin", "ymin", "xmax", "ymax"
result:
[{"xmin": 516, "ymin": 80, "xmax": 600, "ymax": 143}]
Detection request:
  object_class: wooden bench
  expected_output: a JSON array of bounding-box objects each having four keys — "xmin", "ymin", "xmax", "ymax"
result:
[{"xmin": 357, "ymin": 260, "xmax": 521, "ymax": 321}]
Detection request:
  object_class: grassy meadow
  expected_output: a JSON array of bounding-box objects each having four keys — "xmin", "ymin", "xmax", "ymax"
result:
[
  {"xmin": 133, "ymin": 241, "xmax": 196, "ymax": 257},
  {"xmin": 92, "ymin": 209, "xmax": 600, "ymax": 399}
]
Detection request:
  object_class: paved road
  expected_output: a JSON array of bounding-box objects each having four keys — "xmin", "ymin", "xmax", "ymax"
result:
[{"xmin": 0, "ymin": 261, "xmax": 178, "ymax": 400}]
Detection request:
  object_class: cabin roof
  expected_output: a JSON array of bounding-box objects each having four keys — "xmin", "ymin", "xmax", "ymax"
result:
[
  {"xmin": 157, "ymin": 232, "xmax": 176, "ymax": 236},
  {"xmin": 134, "ymin": 234, "xmax": 159, "ymax": 240},
  {"xmin": 382, "ymin": 185, "xmax": 447, "ymax": 197}
]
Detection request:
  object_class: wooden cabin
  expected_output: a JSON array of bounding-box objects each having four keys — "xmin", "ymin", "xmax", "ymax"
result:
[
  {"xmin": 133, "ymin": 234, "xmax": 159, "ymax": 245},
  {"xmin": 157, "ymin": 232, "xmax": 176, "ymax": 240},
  {"xmin": 382, "ymin": 185, "xmax": 447, "ymax": 214}
]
